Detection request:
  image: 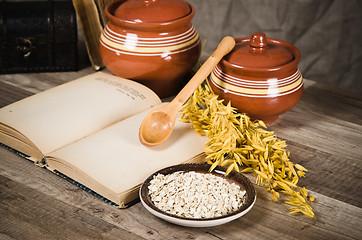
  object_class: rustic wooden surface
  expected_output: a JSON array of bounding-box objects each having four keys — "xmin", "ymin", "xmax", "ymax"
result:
[{"xmin": 0, "ymin": 67, "xmax": 361, "ymax": 240}]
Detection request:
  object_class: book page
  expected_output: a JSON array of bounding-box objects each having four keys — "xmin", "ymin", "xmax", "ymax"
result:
[
  {"xmin": 0, "ymin": 72, "xmax": 161, "ymax": 155},
  {"xmin": 48, "ymin": 104, "xmax": 207, "ymax": 196}
]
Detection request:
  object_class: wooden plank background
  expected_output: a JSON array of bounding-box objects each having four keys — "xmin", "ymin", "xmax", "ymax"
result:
[{"xmin": 0, "ymin": 69, "xmax": 361, "ymax": 239}]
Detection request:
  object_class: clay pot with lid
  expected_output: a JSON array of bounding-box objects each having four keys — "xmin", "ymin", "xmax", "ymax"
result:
[
  {"xmin": 99, "ymin": 0, "xmax": 201, "ymax": 98},
  {"xmin": 209, "ymin": 32, "xmax": 303, "ymax": 123}
]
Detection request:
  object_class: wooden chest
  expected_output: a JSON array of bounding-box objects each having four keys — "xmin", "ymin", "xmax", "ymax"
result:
[{"xmin": 0, "ymin": 0, "xmax": 78, "ymax": 73}]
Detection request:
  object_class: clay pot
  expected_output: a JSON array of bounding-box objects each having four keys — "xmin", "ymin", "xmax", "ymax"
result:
[
  {"xmin": 209, "ymin": 32, "xmax": 303, "ymax": 123},
  {"xmin": 99, "ymin": 0, "xmax": 201, "ymax": 98}
]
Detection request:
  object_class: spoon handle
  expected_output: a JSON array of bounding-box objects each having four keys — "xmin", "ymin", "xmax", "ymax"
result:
[{"xmin": 171, "ymin": 36, "xmax": 235, "ymax": 107}]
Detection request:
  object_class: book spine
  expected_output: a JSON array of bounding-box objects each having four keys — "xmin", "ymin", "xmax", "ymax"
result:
[
  {"xmin": 0, "ymin": 142, "xmax": 30, "ymax": 159},
  {"xmin": 72, "ymin": 0, "xmax": 104, "ymax": 70}
]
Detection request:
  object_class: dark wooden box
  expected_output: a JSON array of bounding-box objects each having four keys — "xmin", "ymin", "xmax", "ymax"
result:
[{"xmin": 0, "ymin": 0, "xmax": 78, "ymax": 73}]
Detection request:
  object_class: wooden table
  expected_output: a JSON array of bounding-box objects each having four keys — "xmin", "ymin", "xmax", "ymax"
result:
[{"xmin": 0, "ymin": 67, "xmax": 361, "ymax": 240}]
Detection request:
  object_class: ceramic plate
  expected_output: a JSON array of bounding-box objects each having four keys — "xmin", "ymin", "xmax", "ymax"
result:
[{"xmin": 139, "ymin": 163, "xmax": 256, "ymax": 227}]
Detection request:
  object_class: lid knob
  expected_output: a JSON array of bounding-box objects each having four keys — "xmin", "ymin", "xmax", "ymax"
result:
[
  {"xmin": 113, "ymin": 0, "xmax": 191, "ymax": 23},
  {"xmin": 250, "ymin": 32, "xmax": 267, "ymax": 48},
  {"xmin": 224, "ymin": 32, "xmax": 296, "ymax": 68},
  {"xmin": 143, "ymin": 0, "xmax": 159, "ymax": 5}
]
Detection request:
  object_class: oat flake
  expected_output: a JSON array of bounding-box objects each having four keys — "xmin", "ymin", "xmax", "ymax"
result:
[{"xmin": 148, "ymin": 171, "xmax": 246, "ymax": 219}]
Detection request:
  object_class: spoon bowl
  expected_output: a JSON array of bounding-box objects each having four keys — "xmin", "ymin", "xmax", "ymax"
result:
[
  {"xmin": 139, "ymin": 110, "xmax": 174, "ymax": 146},
  {"xmin": 139, "ymin": 36, "xmax": 236, "ymax": 146}
]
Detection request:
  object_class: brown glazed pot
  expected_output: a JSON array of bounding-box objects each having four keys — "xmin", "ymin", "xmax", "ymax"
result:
[
  {"xmin": 209, "ymin": 32, "xmax": 303, "ymax": 123},
  {"xmin": 99, "ymin": 0, "xmax": 201, "ymax": 98}
]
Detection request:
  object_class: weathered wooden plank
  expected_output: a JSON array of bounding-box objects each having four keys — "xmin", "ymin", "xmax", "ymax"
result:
[
  {"xmin": 0, "ymin": 71, "xmax": 361, "ymax": 239},
  {"xmin": 272, "ymin": 84, "xmax": 362, "ymax": 158},
  {"xmin": 124, "ymin": 185, "xmax": 362, "ymax": 240},
  {"xmin": 1, "ymin": 69, "xmax": 95, "ymax": 91},
  {"xmin": 300, "ymin": 83, "xmax": 362, "ymax": 124},
  {"xmin": 1, "ymin": 147, "xmax": 361, "ymax": 240},
  {"xmin": 0, "ymin": 81, "xmax": 34, "ymax": 108},
  {"xmin": 265, "ymin": 80, "xmax": 362, "ymax": 209},
  {"xmin": 0, "ymin": 68, "xmax": 96, "ymax": 108},
  {"xmin": 285, "ymin": 141, "xmax": 362, "ymax": 208},
  {"xmin": 0, "ymin": 174, "xmax": 144, "ymax": 240}
]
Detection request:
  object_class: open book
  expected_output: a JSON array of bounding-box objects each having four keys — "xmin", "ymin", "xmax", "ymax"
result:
[{"xmin": 0, "ymin": 72, "xmax": 206, "ymax": 207}]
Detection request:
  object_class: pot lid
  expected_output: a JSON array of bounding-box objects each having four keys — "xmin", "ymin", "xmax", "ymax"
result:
[
  {"xmin": 224, "ymin": 32, "xmax": 295, "ymax": 68},
  {"xmin": 114, "ymin": 0, "xmax": 191, "ymax": 23}
]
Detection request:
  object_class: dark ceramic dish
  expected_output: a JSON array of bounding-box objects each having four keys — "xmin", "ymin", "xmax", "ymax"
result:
[{"xmin": 139, "ymin": 163, "xmax": 256, "ymax": 227}]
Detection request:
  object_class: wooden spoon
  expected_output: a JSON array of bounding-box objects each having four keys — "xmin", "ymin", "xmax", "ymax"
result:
[{"xmin": 139, "ymin": 36, "xmax": 235, "ymax": 146}]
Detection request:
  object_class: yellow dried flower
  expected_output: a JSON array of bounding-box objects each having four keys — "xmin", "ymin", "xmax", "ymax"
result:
[{"xmin": 179, "ymin": 80, "xmax": 315, "ymax": 218}]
